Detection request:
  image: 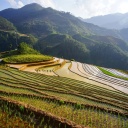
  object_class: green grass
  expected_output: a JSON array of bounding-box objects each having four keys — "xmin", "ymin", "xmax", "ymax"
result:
[
  {"xmin": 98, "ymin": 67, "xmax": 128, "ymax": 81},
  {"xmin": 2, "ymin": 54, "xmax": 52, "ymax": 63}
]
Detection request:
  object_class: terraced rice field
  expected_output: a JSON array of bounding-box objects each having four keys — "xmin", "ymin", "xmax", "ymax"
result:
[
  {"xmin": 103, "ymin": 67, "xmax": 128, "ymax": 78},
  {"xmin": 68, "ymin": 61, "xmax": 114, "ymax": 90},
  {"xmin": 8, "ymin": 57, "xmax": 66, "ymax": 76},
  {"xmin": 0, "ymin": 62, "xmax": 128, "ymax": 128},
  {"xmin": 82, "ymin": 63, "xmax": 128, "ymax": 93}
]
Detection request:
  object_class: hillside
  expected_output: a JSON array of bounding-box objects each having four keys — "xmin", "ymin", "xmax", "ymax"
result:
[
  {"xmin": 0, "ymin": 3, "xmax": 120, "ymax": 38},
  {"xmin": 35, "ymin": 34, "xmax": 89, "ymax": 62},
  {"xmin": 2, "ymin": 42, "xmax": 52, "ymax": 63},
  {"xmin": 0, "ymin": 16, "xmax": 16, "ymax": 31},
  {"xmin": 0, "ymin": 30, "xmax": 36, "ymax": 52},
  {"xmin": 34, "ymin": 34, "xmax": 128, "ymax": 70},
  {"xmin": 0, "ymin": 3, "xmax": 128, "ymax": 70},
  {"xmin": 84, "ymin": 13, "xmax": 128, "ymax": 29},
  {"xmin": 73, "ymin": 34, "xmax": 128, "ymax": 69},
  {"xmin": 120, "ymin": 28, "xmax": 128, "ymax": 42},
  {"xmin": 0, "ymin": 15, "xmax": 37, "ymax": 52}
]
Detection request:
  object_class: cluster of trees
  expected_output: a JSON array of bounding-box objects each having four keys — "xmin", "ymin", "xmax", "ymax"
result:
[
  {"xmin": 0, "ymin": 31, "xmax": 36, "ymax": 52},
  {"xmin": 18, "ymin": 42, "xmax": 40, "ymax": 55},
  {"xmin": 34, "ymin": 33, "xmax": 128, "ymax": 70}
]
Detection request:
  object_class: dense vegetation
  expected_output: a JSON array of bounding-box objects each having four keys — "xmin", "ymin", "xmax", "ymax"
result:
[
  {"xmin": 73, "ymin": 34, "xmax": 128, "ymax": 69},
  {"xmin": 0, "ymin": 3, "xmax": 128, "ymax": 70},
  {"xmin": 0, "ymin": 3, "xmax": 120, "ymax": 38},
  {"xmin": 35, "ymin": 34, "xmax": 90, "ymax": 62},
  {"xmin": 0, "ymin": 16, "xmax": 16, "ymax": 31},
  {"xmin": 35, "ymin": 34, "xmax": 128, "ymax": 70},
  {"xmin": 0, "ymin": 30, "xmax": 37, "ymax": 52},
  {"xmin": 0, "ymin": 16, "xmax": 37, "ymax": 52},
  {"xmin": 18, "ymin": 42, "xmax": 40, "ymax": 55},
  {"xmin": 2, "ymin": 42, "xmax": 52, "ymax": 63}
]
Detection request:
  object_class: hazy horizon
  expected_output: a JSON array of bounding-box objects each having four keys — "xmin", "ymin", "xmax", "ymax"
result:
[{"xmin": 1, "ymin": 0, "xmax": 128, "ymax": 18}]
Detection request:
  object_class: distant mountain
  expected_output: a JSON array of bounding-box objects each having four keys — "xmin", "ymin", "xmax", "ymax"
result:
[
  {"xmin": 119, "ymin": 28, "xmax": 128, "ymax": 42},
  {"xmin": 0, "ymin": 3, "xmax": 120, "ymax": 38},
  {"xmin": 84, "ymin": 13, "xmax": 128, "ymax": 29}
]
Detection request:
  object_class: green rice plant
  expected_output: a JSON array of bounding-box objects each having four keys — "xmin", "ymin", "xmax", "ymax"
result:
[
  {"xmin": 75, "ymin": 103, "xmax": 82, "ymax": 109},
  {"xmin": 19, "ymin": 105, "xmax": 24, "ymax": 112},
  {"xmin": 98, "ymin": 67, "xmax": 128, "ymax": 81},
  {"xmin": 58, "ymin": 100, "xmax": 65, "ymax": 105},
  {"xmin": 0, "ymin": 67, "xmax": 128, "ymax": 128},
  {"xmin": 3, "ymin": 54, "xmax": 52, "ymax": 63}
]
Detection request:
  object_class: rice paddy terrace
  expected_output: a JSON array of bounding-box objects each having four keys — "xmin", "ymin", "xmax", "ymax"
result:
[{"xmin": 0, "ymin": 57, "xmax": 128, "ymax": 128}]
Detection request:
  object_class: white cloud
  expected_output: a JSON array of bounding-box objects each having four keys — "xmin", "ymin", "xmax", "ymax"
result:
[
  {"xmin": 17, "ymin": 1, "xmax": 24, "ymax": 7},
  {"xmin": 6, "ymin": 0, "xmax": 55, "ymax": 9},
  {"xmin": 73, "ymin": 0, "xmax": 128, "ymax": 18},
  {"xmin": 6, "ymin": 0, "xmax": 24, "ymax": 8},
  {"xmin": 6, "ymin": 0, "xmax": 16, "ymax": 6},
  {"xmin": 6, "ymin": 0, "xmax": 128, "ymax": 18},
  {"xmin": 118, "ymin": 2, "xmax": 128, "ymax": 13},
  {"xmin": 29, "ymin": 0, "xmax": 55, "ymax": 8}
]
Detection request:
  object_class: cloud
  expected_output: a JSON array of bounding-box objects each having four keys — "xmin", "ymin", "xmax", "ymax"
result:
[
  {"xmin": 26, "ymin": 0, "xmax": 55, "ymax": 8},
  {"xmin": 39, "ymin": 0, "xmax": 55, "ymax": 8},
  {"xmin": 6, "ymin": 0, "xmax": 128, "ymax": 18},
  {"xmin": 17, "ymin": 1, "xmax": 24, "ymax": 7},
  {"xmin": 6, "ymin": 0, "xmax": 55, "ymax": 9},
  {"xmin": 73, "ymin": 0, "xmax": 128, "ymax": 18},
  {"xmin": 6, "ymin": 0, "xmax": 24, "ymax": 8}
]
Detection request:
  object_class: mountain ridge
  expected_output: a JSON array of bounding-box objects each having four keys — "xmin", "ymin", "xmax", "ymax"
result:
[{"xmin": 0, "ymin": 3, "xmax": 121, "ymax": 38}]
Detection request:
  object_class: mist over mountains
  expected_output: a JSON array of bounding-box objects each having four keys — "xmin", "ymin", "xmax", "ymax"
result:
[
  {"xmin": 0, "ymin": 3, "xmax": 128, "ymax": 70},
  {"xmin": 84, "ymin": 13, "xmax": 128, "ymax": 30}
]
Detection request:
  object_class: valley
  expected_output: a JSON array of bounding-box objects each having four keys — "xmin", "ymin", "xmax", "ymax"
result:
[{"xmin": 0, "ymin": 2, "xmax": 128, "ymax": 128}]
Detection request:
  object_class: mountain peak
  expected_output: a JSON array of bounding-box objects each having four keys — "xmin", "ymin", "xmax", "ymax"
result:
[{"xmin": 20, "ymin": 3, "xmax": 43, "ymax": 11}]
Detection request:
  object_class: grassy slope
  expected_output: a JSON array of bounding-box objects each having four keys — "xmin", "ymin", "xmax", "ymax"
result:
[
  {"xmin": 2, "ymin": 42, "xmax": 52, "ymax": 63},
  {"xmin": 3, "ymin": 54, "xmax": 52, "ymax": 63},
  {"xmin": 98, "ymin": 67, "xmax": 128, "ymax": 81}
]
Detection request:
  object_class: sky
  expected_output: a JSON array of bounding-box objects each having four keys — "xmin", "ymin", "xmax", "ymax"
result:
[{"xmin": 1, "ymin": 0, "xmax": 128, "ymax": 18}]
